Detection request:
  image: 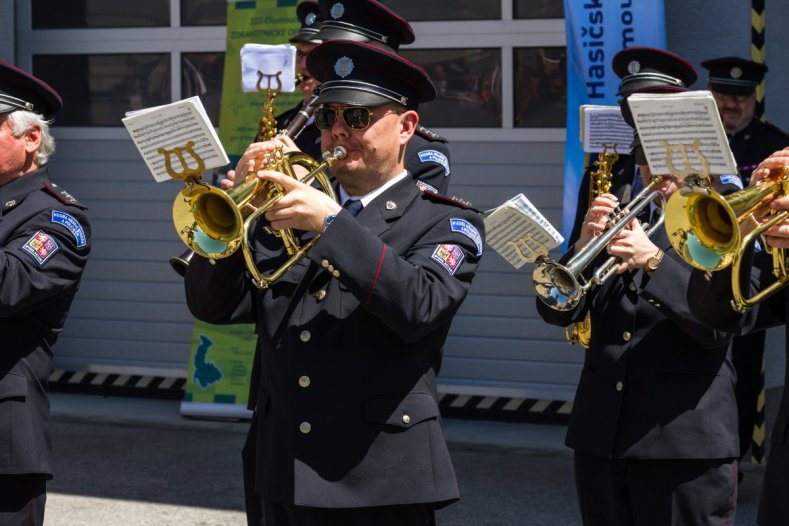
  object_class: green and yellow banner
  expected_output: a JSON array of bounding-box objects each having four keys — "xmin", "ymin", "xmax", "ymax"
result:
[{"xmin": 181, "ymin": 0, "xmax": 300, "ymax": 419}]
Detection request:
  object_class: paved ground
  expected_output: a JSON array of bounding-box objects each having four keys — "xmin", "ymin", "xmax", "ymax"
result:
[{"xmin": 44, "ymin": 393, "xmax": 764, "ymax": 525}]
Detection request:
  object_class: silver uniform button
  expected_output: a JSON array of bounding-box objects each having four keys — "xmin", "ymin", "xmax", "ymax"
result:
[
  {"xmin": 300, "ymin": 330, "xmax": 311, "ymax": 342},
  {"xmin": 321, "ymin": 259, "xmax": 330, "ymax": 268},
  {"xmin": 298, "ymin": 376, "xmax": 311, "ymax": 388},
  {"xmin": 616, "ymin": 381, "xmax": 624, "ymax": 392},
  {"xmin": 332, "ymin": 269, "xmax": 340, "ymax": 278},
  {"xmin": 299, "ymin": 421, "xmax": 312, "ymax": 434},
  {"xmin": 314, "ymin": 289, "xmax": 327, "ymax": 301},
  {"xmin": 628, "ymin": 282, "xmax": 637, "ymax": 291},
  {"xmin": 327, "ymin": 264, "xmax": 335, "ymax": 273},
  {"xmin": 402, "ymin": 414, "xmax": 411, "ymax": 425},
  {"xmin": 622, "ymin": 331, "xmax": 632, "ymax": 342}
]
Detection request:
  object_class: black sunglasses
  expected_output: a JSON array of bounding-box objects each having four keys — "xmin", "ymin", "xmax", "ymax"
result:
[{"xmin": 314, "ymin": 106, "xmax": 400, "ymax": 130}]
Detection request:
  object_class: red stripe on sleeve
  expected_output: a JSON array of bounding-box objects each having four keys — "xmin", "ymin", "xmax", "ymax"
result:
[{"xmin": 366, "ymin": 245, "xmax": 387, "ymax": 305}]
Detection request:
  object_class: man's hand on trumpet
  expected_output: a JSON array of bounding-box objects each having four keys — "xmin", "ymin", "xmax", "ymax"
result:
[
  {"xmin": 751, "ymin": 148, "xmax": 789, "ymax": 249},
  {"xmin": 222, "ymin": 136, "xmax": 303, "ymax": 190},
  {"xmin": 607, "ymin": 216, "xmax": 660, "ymax": 274},
  {"xmin": 258, "ymin": 169, "xmax": 341, "ymax": 234}
]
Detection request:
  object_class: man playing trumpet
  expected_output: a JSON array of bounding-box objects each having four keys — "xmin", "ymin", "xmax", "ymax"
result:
[{"xmin": 537, "ymin": 47, "xmax": 739, "ymax": 525}]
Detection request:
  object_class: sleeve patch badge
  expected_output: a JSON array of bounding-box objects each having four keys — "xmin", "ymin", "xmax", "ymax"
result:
[
  {"xmin": 418, "ymin": 150, "xmax": 450, "ymax": 176},
  {"xmin": 450, "ymin": 218, "xmax": 483, "ymax": 256},
  {"xmin": 52, "ymin": 210, "xmax": 87, "ymax": 248},
  {"xmin": 719, "ymin": 174, "xmax": 743, "ymax": 190},
  {"xmin": 430, "ymin": 244, "xmax": 465, "ymax": 275},
  {"xmin": 416, "ymin": 180, "xmax": 439, "ymax": 194},
  {"xmin": 21, "ymin": 230, "xmax": 60, "ymax": 267}
]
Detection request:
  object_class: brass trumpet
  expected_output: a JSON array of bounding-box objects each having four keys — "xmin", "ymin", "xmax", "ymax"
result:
[
  {"xmin": 533, "ymin": 176, "xmax": 665, "ymax": 311},
  {"xmin": 664, "ymin": 167, "xmax": 789, "ymax": 311},
  {"xmin": 172, "ymin": 146, "xmax": 345, "ymax": 289}
]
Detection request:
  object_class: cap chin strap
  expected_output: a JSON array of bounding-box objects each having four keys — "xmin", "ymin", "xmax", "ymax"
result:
[
  {"xmin": 320, "ymin": 79, "xmax": 408, "ymax": 106},
  {"xmin": 619, "ymin": 72, "xmax": 684, "ymax": 92},
  {"xmin": 0, "ymin": 93, "xmax": 34, "ymax": 112}
]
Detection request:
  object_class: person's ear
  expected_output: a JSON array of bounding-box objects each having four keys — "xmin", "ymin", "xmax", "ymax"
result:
[{"xmin": 398, "ymin": 110, "xmax": 418, "ymax": 145}]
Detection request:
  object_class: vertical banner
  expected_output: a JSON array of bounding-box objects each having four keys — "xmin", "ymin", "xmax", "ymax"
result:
[
  {"xmin": 219, "ymin": 0, "xmax": 301, "ymax": 160},
  {"xmin": 561, "ymin": 0, "xmax": 667, "ymax": 242},
  {"xmin": 181, "ymin": 0, "xmax": 300, "ymax": 419}
]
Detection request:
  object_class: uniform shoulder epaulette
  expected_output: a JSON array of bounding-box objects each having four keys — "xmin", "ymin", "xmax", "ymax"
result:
[
  {"xmin": 415, "ymin": 124, "xmax": 447, "ymax": 143},
  {"xmin": 42, "ymin": 181, "xmax": 86, "ymax": 209},
  {"xmin": 419, "ymin": 186, "xmax": 481, "ymax": 213}
]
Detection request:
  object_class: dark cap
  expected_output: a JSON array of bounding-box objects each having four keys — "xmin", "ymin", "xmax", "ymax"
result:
[
  {"xmin": 613, "ymin": 46, "xmax": 697, "ymax": 97},
  {"xmin": 315, "ymin": 0, "xmax": 415, "ymax": 52},
  {"xmin": 307, "ymin": 40, "xmax": 435, "ymax": 109},
  {"xmin": 0, "ymin": 59, "xmax": 62, "ymax": 120},
  {"xmin": 701, "ymin": 56, "xmax": 766, "ymax": 96},
  {"xmin": 289, "ymin": 1, "xmax": 325, "ymax": 44}
]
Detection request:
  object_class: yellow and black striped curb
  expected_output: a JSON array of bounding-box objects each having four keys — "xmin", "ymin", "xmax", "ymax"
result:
[
  {"xmin": 438, "ymin": 393, "xmax": 573, "ymax": 424},
  {"xmin": 49, "ymin": 370, "xmax": 574, "ymax": 423},
  {"xmin": 49, "ymin": 370, "xmax": 186, "ymax": 400},
  {"xmin": 752, "ymin": 0, "xmax": 765, "ymax": 119}
]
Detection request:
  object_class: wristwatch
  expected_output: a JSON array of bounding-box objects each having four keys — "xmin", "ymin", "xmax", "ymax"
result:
[{"xmin": 645, "ymin": 249, "xmax": 664, "ymax": 275}]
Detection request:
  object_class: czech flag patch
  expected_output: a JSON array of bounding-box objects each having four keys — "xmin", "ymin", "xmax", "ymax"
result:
[
  {"xmin": 430, "ymin": 244, "xmax": 464, "ymax": 275},
  {"xmin": 21, "ymin": 230, "xmax": 60, "ymax": 267}
]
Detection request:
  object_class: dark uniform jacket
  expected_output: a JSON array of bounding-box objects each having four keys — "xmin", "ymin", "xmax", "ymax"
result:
[
  {"xmin": 688, "ymin": 253, "xmax": 789, "ymax": 525},
  {"xmin": 0, "ymin": 167, "xmax": 91, "ymax": 476},
  {"xmin": 537, "ymin": 224, "xmax": 737, "ymax": 460},
  {"xmin": 184, "ymin": 176, "xmax": 483, "ymax": 508},
  {"xmin": 729, "ymin": 118, "xmax": 789, "ymax": 185}
]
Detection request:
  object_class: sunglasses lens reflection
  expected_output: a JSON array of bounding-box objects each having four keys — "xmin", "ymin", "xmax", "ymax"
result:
[{"xmin": 315, "ymin": 107, "xmax": 372, "ymax": 130}]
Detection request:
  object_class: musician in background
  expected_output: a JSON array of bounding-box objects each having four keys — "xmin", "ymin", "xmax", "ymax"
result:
[
  {"xmin": 184, "ymin": 40, "xmax": 483, "ymax": 525},
  {"xmin": 537, "ymin": 47, "xmax": 739, "ymax": 525},
  {"xmin": 275, "ymin": 0, "xmax": 324, "ymax": 160},
  {"xmin": 230, "ymin": 0, "xmax": 453, "ymax": 195},
  {"xmin": 687, "ymin": 148, "xmax": 789, "ymax": 526},
  {"xmin": 701, "ymin": 56, "xmax": 789, "ymax": 468},
  {"xmin": 0, "ymin": 60, "xmax": 91, "ymax": 526}
]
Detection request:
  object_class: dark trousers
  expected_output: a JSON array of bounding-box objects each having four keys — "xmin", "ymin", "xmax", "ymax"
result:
[
  {"xmin": 259, "ymin": 499, "xmax": 435, "ymax": 526},
  {"xmin": 0, "ymin": 475, "xmax": 46, "ymax": 526},
  {"xmin": 574, "ymin": 453, "xmax": 737, "ymax": 526},
  {"xmin": 732, "ymin": 331, "xmax": 766, "ymax": 460}
]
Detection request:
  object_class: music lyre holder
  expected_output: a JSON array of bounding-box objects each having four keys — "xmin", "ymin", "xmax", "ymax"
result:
[{"xmin": 256, "ymin": 70, "xmax": 283, "ymax": 142}]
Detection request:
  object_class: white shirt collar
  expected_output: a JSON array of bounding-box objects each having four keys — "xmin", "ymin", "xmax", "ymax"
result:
[{"xmin": 338, "ymin": 169, "xmax": 409, "ymax": 208}]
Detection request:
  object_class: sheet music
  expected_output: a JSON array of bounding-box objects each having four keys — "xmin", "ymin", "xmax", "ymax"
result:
[
  {"xmin": 626, "ymin": 90, "xmax": 737, "ymax": 176},
  {"xmin": 484, "ymin": 194, "xmax": 564, "ymax": 269},
  {"xmin": 122, "ymin": 96, "xmax": 229, "ymax": 183},
  {"xmin": 580, "ymin": 105, "xmax": 633, "ymax": 154}
]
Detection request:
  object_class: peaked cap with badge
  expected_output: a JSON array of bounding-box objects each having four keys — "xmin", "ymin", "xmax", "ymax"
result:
[
  {"xmin": 613, "ymin": 46, "xmax": 697, "ymax": 98},
  {"xmin": 289, "ymin": 1, "xmax": 325, "ymax": 44},
  {"xmin": 0, "ymin": 59, "xmax": 62, "ymax": 120},
  {"xmin": 311, "ymin": 2, "xmax": 453, "ymax": 194},
  {"xmin": 613, "ymin": 47, "xmax": 697, "ymax": 130},
  {"xmin": 307, "ymin": 39, "xmax": 436, "ymax": 109},
  {"xmin": 701, "ymin": 56, "xmax": 767, "ymax": 96},
  {"xmin": 315, "ymin": 0, "xmax": 415, "ymax": 52}
]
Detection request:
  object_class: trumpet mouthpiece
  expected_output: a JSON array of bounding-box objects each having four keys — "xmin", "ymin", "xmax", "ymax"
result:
[{"xmin": 323, "ymin": 146, "xmax": 347, "ymax": 161}]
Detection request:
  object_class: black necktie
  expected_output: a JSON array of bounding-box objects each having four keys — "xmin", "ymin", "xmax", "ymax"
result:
[{"xmin": 343, "ymin": 199, "xmax": 363, "ymax": 217}]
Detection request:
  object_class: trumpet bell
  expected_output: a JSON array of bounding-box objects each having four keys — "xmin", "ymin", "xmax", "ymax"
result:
[
  {"xmin": 173, "ymin": 183, "xmax": 244, "ymax": 259},
  {"xmin": 532, "ymin": 260, "xmax": 582, "ymax": 311},
  {"xmin": 664, "ymin": 184, "xmax": 738, "ymax": 271}
]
